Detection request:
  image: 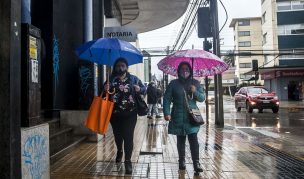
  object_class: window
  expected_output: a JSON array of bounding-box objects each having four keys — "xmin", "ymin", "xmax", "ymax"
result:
[
  {"xmin": 239, "ymin": 41, "xmax": 251, "ymax": 47},
  {"xmin": 279, "ymin": 50, "xmax": 304, "ymax": 59},
  {"xmin": 263, "ymin": 33, "xmax": 267, "ymax": 45},
  {"xmin": 238, "ymin": 20, "xmax": 250, "ymax": 26},
  {"xmin": 247, "ymin": 87, "xmax": 269, "ymax": 94},
  {"xmin": 238, "ymin": 31, "xmax": 250, "ymax": 36},
  {"xmin": 292, "ymin": 1, "xmax": 304, "ymax": 10},
  {"xmin": 277, "ymin": 1, "xmax": 291, "ymax": 11},
  {"xmin": 262, "ymin": 12, "xmax": 266, "ymax": 24},
  {"xmin": 239, "ymin": 63, "xmax": 252, "ymax": 68},
  {"xmin": 277, "ymin": 1, "xmax": 304, "ymax": 11},
  {"xmin": 277, "ymin": 24, "xmax": 304, "ymax": 35}
]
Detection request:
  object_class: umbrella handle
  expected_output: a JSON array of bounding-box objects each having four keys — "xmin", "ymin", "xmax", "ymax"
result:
[
  {"xmin": 107, "ymin": 88, "xmax": 115, "ymax": 95},
  {"xmin": 106, "ymin": 67, "xmax": 116, "ymax": 95}
]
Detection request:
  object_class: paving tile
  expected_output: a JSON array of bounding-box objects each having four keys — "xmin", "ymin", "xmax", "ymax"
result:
[{"xmin": 51, "ymin": 118, "xmax": 304, "ymax": 178}]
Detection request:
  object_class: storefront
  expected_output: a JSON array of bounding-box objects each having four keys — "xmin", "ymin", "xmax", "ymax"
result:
[{"xmin": 261, "ymin": 68, "xmax": 304, "ymax": 101}]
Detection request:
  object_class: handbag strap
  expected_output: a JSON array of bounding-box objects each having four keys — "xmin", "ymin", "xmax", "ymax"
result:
[{"xmin": 182, "ymin": 89, "xmax": 192, "ymax": 113}]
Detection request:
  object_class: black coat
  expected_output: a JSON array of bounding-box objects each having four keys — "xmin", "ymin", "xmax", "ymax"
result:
[{"xmin": 147, "ymin": 85, "xmax": 158, "ymax": 104}]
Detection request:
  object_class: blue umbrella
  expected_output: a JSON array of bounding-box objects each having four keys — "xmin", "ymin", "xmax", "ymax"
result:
[{"xmin": 75, "ymin": 37, "xmax": 143, "ymax": 66}]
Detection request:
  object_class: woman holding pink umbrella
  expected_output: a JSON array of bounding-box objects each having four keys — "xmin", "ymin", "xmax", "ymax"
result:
[{"xmin": 163, "ymin": 61, "xmax": 205, "ymax": 173}]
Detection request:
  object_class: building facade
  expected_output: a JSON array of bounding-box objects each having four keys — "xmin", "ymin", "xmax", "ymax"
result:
[
  {"xmin": 0, "ymin": 0, "xmax": 189, "ymax": 178},
  {"xmin": 229, "ymin": 17, "xmax": 264, "ymax": 85},
  {"xmin": 260, "ymin": 0, "xmax": 304, "ymax": 101}
]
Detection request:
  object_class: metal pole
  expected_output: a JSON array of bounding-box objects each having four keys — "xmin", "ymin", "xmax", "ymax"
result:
[
  {"xmin": 211, "ymin": 0, "xmax": 224, "ymax": 127},
  {"xmin": 205, "ymin": 76, "xmax": 209, "ymax": 123},
  {"xmin": 203, "ymin": 38, "xmax": 209, "ymax": 123},
  {"xmin": 100, "ymin": 0, "xmax": 105, "ymax": 88},
  {"xmin": 84, "ymin": 0, "xmax": 97, "ymax": 96}
]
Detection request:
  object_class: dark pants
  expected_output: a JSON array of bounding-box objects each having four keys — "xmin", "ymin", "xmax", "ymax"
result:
[
  {"xmin": 177, "ymin": 133, "xmax": 199, "ymax": 162},
  {"xmin": 110, "ymin": 111, "xmax": 137, "ymax": 161}
]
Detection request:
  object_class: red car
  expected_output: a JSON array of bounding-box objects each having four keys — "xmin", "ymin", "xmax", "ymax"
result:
[{"xmin": 234, "ymin": 86, "xmax": 279, "ymax": 113}]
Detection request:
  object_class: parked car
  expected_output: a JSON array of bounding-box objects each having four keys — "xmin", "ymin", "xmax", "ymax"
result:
[{"xmin": 234, "ymin": 86, "xmax": 279, "ymax": 113}]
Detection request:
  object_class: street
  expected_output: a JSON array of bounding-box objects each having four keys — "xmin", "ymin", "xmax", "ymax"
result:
[{"xmin": 199, "ymin": 96, "xmax": 304, "ymax": 160}]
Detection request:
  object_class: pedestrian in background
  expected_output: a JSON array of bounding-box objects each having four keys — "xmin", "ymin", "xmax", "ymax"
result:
[
  {"xmin": 104, "ymin": 58, "xmax": 146, "ymax": 174},
  {"xmin": 163, "ymin": 61, "xmax": 205, "ymax": 173},
  {"xmin": 156, "ymin": 86, "xmax": 163, "ymax": 108},
  {"xmin": 147, "ymin": 81, "xmax": 161, "ymax": 119}
]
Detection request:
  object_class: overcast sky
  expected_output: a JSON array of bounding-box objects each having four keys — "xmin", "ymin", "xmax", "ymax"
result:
[{"xmin": 137, "ymin": 0, "xmax": 262, "ymax": 78}]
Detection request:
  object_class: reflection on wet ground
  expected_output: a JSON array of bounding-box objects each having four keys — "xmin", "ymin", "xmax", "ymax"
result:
[{"xmin": 51, "ymin": 110, "xmax": 304, "ymax": 178}]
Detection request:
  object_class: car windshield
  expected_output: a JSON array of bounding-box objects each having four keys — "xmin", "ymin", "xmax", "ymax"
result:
[{"xmin": 247, "ymin": 87, "xmax": 269, "ymax": 94}]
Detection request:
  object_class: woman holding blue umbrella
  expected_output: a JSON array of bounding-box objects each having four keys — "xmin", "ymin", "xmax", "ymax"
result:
[
  {"xmin": 76, "ymin": 38, "xmax": 146, "ymax": 174},
  {"xmin": 105, "ymin": 58, "xmax": 146, "ymax": 175}
]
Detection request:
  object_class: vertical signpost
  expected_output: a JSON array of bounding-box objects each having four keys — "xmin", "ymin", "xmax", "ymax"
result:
[
  {"xmin": 198, "ymin": 1, "xmax": 224, "ymax": 127},
  {"xmin": 211, "ymin": 0, "xmax": 224, "ymax": 128}
]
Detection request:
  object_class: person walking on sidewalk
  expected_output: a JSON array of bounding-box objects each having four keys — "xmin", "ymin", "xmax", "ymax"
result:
[
  {"xmin": 147, "ymin": 81, "xmax": 161, "ymax": 119},
  {"xmin": 104, "ymin": 58, "xmax": 146, "ymax": 175},
  {"xmin": 163, "ymin": 61, "xmax": 205, "ymax": 173}
]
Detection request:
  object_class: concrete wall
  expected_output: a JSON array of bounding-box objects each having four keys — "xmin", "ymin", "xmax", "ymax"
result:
[{"xmin": 21, "ymin": 124, "xmax": 49, "ymax": 179}]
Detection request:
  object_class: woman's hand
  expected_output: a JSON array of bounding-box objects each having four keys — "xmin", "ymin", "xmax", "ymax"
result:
[
  {"xmin": 190, "ymin": 85, "xmax": 196, "ymax": 93},
  {"xmin": 134, "ymin": 85, "xmax": 140, "ymax": 92},
  {"xmin": 104, "ymin": 84, "xmax": 110, "ymax": 91},
  {"xmin": 164, "ymin": 115, "xmax": 171, "ymax": 121}
]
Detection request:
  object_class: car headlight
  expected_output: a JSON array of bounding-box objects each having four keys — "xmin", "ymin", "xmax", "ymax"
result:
[
  {"xmin": 274, "ymin": 96, "xmax": 278, "ymax": 100},
  {"xmin": 251, "ymin": 96, "xmax": 257, "ymax": 100}
]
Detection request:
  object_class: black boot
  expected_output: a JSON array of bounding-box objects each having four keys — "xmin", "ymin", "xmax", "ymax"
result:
[
  {"xmin": 193, "ymin": 161, "xmax": 203, "ymax": 173},
  {"xmin": 115, "ymin": 151, "xmax": 123, "ymax": 163},
  {"xmin": 178, "ymin": 158, "xmax": 186, "ymax": 170},
  {"xmin": 125, "ymin": 160, "xmax": 132, "ymax": 174}
]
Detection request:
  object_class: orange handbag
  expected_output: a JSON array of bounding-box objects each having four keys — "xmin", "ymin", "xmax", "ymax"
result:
[{"xmin": 84, "ymin": 92, "xmax": 114, "ymax": 135}]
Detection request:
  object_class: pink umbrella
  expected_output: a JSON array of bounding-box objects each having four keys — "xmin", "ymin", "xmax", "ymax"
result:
[{"xmin": 157, "ymin": 49, "xmax": 229, "ymax": 77}]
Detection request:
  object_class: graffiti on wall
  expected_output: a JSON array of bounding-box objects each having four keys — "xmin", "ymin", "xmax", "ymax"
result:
[
  {"xmin": 22, "ymin": 134, "xmax": 48, "ymax": 179},
  {"xmin": 79, "ymin": 66, "xmax": 92, "ymax": 95},
  {"xmin": 53, "ymin": 35, "xmax": 60, "ymax": 94}
]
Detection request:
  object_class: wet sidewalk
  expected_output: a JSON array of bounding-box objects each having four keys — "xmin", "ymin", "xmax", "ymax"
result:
[{"xmin": 51, "ymin": 117, "xmax": 304, "ymax": 178}]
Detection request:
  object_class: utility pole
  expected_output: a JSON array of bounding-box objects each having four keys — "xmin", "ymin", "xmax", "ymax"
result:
[{"xmin": 210, "ymin": 0, "xmax": 224, "ymax": 127}]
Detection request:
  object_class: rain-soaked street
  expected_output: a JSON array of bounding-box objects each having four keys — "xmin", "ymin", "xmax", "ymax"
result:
[{"xmin": 51, "ymin": 97, "xmax": 304, "ymax": 178}]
